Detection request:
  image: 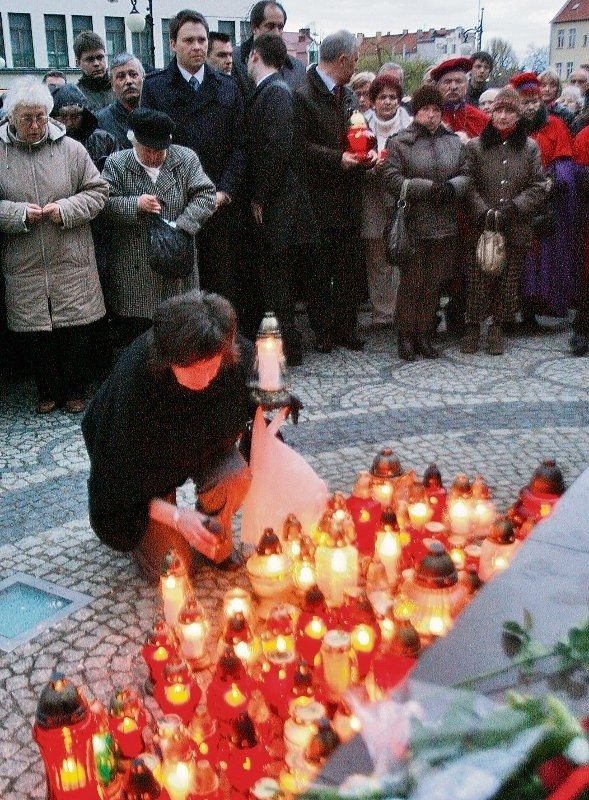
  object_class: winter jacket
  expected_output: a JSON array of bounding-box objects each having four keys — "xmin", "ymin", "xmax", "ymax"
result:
[
  {"xmin": 383, "ymin": 120, "xmax": 469, "ymax": 240},
  {"xmin": 233, "ymin": 35, "xmax": 306, "ymax": 97},
  {"xmin": 0, "ymin": 118, "xmax": 108, "ymax": 332},
  {"xmin": 77, "ymin": 73, "xmax": 116, "ymax": 113},
  {"xmin": 466, "ymin": 121, "xmax": 548, "ymax": 249},
  {"xmin": 101, "ymin": 144, "xmax": 215, "ymax": 319}
]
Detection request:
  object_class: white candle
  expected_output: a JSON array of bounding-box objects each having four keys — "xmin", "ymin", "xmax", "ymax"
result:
[
  {"xmin": 179, "ymin": 620, "xmax": 206, "ymax": 660},
  {"xmin": 448, "ymin": 500, "xmax": 471, "ymax": 538},
  {"xmin": 161, "ymin": 575, "xmax": 186, "ymax": 627},
  {"xmin": 162, "ymin": 760, "xmax": 194, "ymax": 800},
  {"xmin": 375, "ymin": 529, "xmax": 400, "ymax": 583},
  {"xmin": 257, "ymin": 338, "xmax": 282, "ymax": 391}
]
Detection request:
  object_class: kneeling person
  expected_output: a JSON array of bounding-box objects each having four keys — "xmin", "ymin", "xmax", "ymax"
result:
[{"xmin": 82, "ymin": 291, "xmax": 253, "ymax": 579}]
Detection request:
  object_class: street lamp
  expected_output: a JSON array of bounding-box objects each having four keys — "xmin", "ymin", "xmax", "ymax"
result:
[
  {"xmin": 125, "ymin": 0, "xmax": 155, "ymax": 69},
  {"xmin": 461, "ymin": 6, "xmax": 484, "ymax": 52}
]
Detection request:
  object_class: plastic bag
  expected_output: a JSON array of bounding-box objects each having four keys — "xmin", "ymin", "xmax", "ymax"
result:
[
  {"xmin": 149, "ymin": 216, "xmax": 194, "ymax": 278},
  {"xmin": 240, "ymin": 407, "xmax": 328, "ymax": 546}
]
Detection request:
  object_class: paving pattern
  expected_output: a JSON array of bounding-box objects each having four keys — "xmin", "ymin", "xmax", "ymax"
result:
[{"xmin": 1, "ymin": 318, "xmax": 589, "ymax": 799}]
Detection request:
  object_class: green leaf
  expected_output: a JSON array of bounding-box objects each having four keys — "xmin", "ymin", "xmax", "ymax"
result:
[
  {"xmin": 502, "ymin": 620, "xmax": 528, "ymax": 640},
  {"xmin": 523, "ymin": 609, "xmax": 534, "ymax": 633}
]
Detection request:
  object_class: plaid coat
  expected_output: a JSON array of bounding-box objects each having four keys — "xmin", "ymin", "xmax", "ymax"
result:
[{"xmin": 101, "ymin": 145, "xmax": 215, "ymax": 319}]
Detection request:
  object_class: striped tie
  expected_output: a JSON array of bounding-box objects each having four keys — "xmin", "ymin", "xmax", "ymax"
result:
[{"xmin": 189, "ymin": 75, "xmax": 199, "ymax": 90}]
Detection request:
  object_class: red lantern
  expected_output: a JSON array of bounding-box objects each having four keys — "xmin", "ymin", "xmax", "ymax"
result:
[
  {"xmin": 226, "ymin": 713, "xmax": 269, "ymax": 794},
  {"xmin": 33, "ymin": 673, "xmax": 103, "ymax": 799},
  {"xmin": 423, "ymin": 463, "xmax": 447, "ymax": 522},
  {"xmin": 346, "ymin": 110, "xmax": 377, "ymax": 161},
  {"xmin": 260, "ymin": 649, "xmax": 297, "ymax": 718},
  {"xmin": 122, "ymin": 758, "xmax": 164, "ymax": 799},
  {"xmin": 372, "ymin": 614, "xmax": 421, "ymax": 693},
  {"xmin": 346, "ymin": 472, "xmax": 380, "ymax": 555},
  {"xmin": 142, "ymin": 619, "xmax": 177, "ymax": 685},
  {"xmin": 154, "ymin": 656, "xmax": 201, "ymax": 725}
]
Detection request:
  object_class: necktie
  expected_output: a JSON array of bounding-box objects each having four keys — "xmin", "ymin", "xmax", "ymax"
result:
[
  {"xmin": 189, "ymin": 75, "xmax": 199, "ymax": 91},
  {"xmin": 333, "ymin": 85, "xmax": 342, "ymax": 103}
]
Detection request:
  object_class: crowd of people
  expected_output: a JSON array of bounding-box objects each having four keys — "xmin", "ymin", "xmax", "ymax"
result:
[{"xmin": 2, "ymin": 3, "xmax": 589, "ymax": 414}]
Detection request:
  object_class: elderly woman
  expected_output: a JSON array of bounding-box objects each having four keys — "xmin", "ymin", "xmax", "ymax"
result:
[
  {"xmin": 478, "ymin": 88, "xmax": 500, "ymax": 115},
  {"xmin": 538, "ymin": 68, "xmax": 575, "ymax": 128},
  {"xmin": 0, "ymin": 77, "xmax": 108, "ymax": 413},
  {"xmin": 361, "ymin": 74, "xmax": 412, "ymax": 327},
  {"xmin": 350, "ymin": 71, "xmax": 376, "ymax": 123},
  {"xmin": 462, "ymin": 87, "xmax": 547, "ymax": 355},
  {"xmin": 101, "ymin": 108, "xmax": 216, "ymax": 347},
  {"xmin": 383, "ymin": 85, "xmax": 469, "ymax": 361}
]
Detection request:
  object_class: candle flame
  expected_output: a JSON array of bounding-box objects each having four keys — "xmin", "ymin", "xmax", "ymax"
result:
[
  {"xmin": 331, "ymin": 549, "xmax": 348, "ymax": 573},
  {"xmin": 276, "ymin": 635, "xmax": 287, "ymax": 653},
  {"xmin": 120, "ymin": 716, "xmax": 138, "ymax": 733},
  {"xmin": 377, "ymin": 531, "xmax": 399, "ymax": 558},
  {"xmin": 428, "ymin": 615, "xmax": 447, "ymax": 636}
]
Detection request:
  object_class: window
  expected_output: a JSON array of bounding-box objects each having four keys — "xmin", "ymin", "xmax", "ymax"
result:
[
  {"xmin": 450, "ymin": 43, "xmax": 456, "ymax": 53},
  {"xmin": 132, "ymin": 23, "xmax": 153, "ymax": 68},
  {"xmin": 72, "ymin": 16, "xmax": 93, "ymax": 40},
  {"xmin": 9, "ymin": 13, "xmax": 34, "ymax": 68},
  {"xmin": 240, "ymin": 21, "xmax": 251, "ymax": 42},
  {"xmin": 584, "ymin": 33, "xmax": 588, "ymax": 47},
  {"xmin": 218, "ymin": 20, "xmax": 236, "ymax": 44},
  {"xmin": 557, "ymin": 28, "xmax": 565, "ymax": 48},
  {"xmin": 566, "ymin": 61, "xmax": 574, "ymax": 76},
  {"xmin": 105, "ymin": 17, "xmax": 126, "ymax": 63},
  {"xmin": 0, "ymin": 15, "xmax": 6, "ymax": 65},
  {"xmin": 45, "ymin": 15, "xmax": 68, "ymax": 68},
  {"xmin": 161, "ymin": 18, "xmax": 172, "ymax": 66},
  {"xmin": 568, "ymin": 28, "xmax": 576, "ymax": 48},
  {"xmin": 556, "ymin": 62, "xmax": 562, "ymax": 76}
]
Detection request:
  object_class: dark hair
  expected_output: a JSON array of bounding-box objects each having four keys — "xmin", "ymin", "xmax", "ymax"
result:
[
  {"xmin": 208, "ymin": 31, "xmax": 232, "ymax": 52},
  {"xmin": 148, "ymin": 291, "xmax": 238, "ymax": 376},
  {"xmin": 471, "ymin": 51, "xmax": 493, "ymax": 69},
  {"xmin": 169, "ymin": 10, "xmax": 209, "ymax": 43},
  {"xmin": 73, "ymin": 31, "xmax": 106, "ymax": 60},
  {"xmin": 369, "ymin": 74, "xmax": 402, "ymax": 105},
  {"xmin": 250, "ymin": 1, "xmax": 287, "ymax": 28},
  {"xmin": 411, "ymin": 83, "xmax": 444, "ymax": 114},
  {"xmin": 42, "ymin": 70, "xmax": 66, "ymax": 83},
  {"xmin": 251, "ymin": 32, "xmax": 287, "ymax": 70}
]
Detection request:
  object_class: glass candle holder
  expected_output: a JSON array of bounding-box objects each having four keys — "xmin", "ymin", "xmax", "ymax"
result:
[{"xmin": 320, "ymin": 630, "xmax": 353, "ymax": 701}]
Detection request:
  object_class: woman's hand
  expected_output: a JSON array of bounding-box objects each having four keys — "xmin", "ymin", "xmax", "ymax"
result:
[
  {"xmin": 26, "ymin": 204, "xmax": 43, "ymax": 225},
  {"xmin": 42, "ymin": 203, "xmax": 63, "ymax": 224},
  {"xmin": 138, "ymin": 194, "xmax": 162, "ymax": 214}
]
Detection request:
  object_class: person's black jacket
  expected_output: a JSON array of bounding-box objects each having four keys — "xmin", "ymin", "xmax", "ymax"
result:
[
  {"xmin": 50, "ymin": 84, "xmax": 118, "ymax": 170},
  {"xmin": 82, "ymin": 332, "xmax": 253, "ymax": 552},
  {"xmin": 96, "ymin": 99, "xmax": 135, "ymax": 149},
  {"xmin": 245, "ymin": 73, "xmax": 317, "ymax": 248},
  {"xmin": 294, "ymin": 64, "xmax": 363, "ymax": 230},
  {"xmin": 141, "ymin": 59, "xmax": 245, "ymax": 200},
  {"xmin": 232, "ymin": 35, "xmax": 306, "ymax": 97}
]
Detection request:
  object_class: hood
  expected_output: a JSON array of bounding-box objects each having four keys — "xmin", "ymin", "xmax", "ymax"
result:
[
  {"xmin": 50, "ymin": 84, "xmax": 98, "ymax": 141},
  {"xmin": 0, "ymin": 116, "xmax": 66, "ymax": 145}
]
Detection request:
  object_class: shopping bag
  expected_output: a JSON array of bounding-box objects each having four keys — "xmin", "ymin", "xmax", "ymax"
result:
[{"xmin": 240, "ymin": 407, "xmax": 328, "ymax": 546}]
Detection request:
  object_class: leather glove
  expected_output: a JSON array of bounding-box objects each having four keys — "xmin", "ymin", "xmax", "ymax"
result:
[{"xmin": 430, "ymin": 181, "xmax": 455, "ymax": 204}]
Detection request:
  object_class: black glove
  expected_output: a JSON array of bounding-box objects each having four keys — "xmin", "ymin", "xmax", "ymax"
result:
[
  {"xmin": 496, "ymin": 201, "xmax": 517, "ymax": 224},
  {"xmin": 430, "ymin": 181, "xmax": 455, "ymax": 204},
  {"xmin": 285, "ymin": 392, "xmax": 304, "ymax": 425}
]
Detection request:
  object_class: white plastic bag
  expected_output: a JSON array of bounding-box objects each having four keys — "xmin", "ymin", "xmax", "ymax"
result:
[{"xmin": 240, "ymin": 407, "xmax": 328, "ymax": 546}]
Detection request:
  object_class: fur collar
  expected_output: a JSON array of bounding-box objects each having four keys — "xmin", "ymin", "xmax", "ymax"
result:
[{"xmin": 479, "ymin": 119, "xmax": 528, "ymax": 150}]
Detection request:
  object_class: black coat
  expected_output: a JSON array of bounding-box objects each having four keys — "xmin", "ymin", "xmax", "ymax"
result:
[
  {"xmin": 245, "ymin": 73, "xmax": 317, "ymax": 247},
  {"xmin": 294, "ymin": 65, "xmax": 364, "ymax": 230},
  {"xmin": 141, "ymin": 59, "xmax": 245, "ymax": 199},
  {"xmin": 82, "ymin": 332, "xmax": 252, "ymax": 552}
]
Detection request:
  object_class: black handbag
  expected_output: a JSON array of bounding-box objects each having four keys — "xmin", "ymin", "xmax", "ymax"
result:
[
  {"xmin": 149, "ymin": 215, "xmax": 194, "ymax": 279},
  {"xmin": 386, "ymin": 179, "xmax": 414, "ymax": 266}
]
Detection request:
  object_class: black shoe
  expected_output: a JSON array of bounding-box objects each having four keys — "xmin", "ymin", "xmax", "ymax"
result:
[
  {"xmin": 314, "ymin": 334, "xmax": 333, "ymax": 354},
  {"xmin": 415, "ymin": 338, "xmax": 441, "ymax": 359},
  {"xmin": 570, "ymin": 332, "xmax": 589, "ymax": 356},
  {"xmin": 334, "ymin": 332, "xmax": 365, "ymax": 351},
  {"xmin": 398, "ymin": 339, "xmax": 416, "ymax": 361}
]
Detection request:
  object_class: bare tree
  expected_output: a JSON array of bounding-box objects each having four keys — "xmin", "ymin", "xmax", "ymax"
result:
[
  {"xmin": 524, "ymin": 44, "xmax": 549, "ymax": 73},
  {"xmin": 487, "ymin": 37, "xmax": 520, "ymax": 86}
]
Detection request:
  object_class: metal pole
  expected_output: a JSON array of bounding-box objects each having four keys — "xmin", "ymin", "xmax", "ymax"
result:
[{"xmin": 148, "ymin": 0, "xmax": 155, "ymax": 68}]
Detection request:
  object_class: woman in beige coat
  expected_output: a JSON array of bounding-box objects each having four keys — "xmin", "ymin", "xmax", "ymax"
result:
[{"xmin": 0, "ymin": 78, "xmax": 108, "ymax": 413}]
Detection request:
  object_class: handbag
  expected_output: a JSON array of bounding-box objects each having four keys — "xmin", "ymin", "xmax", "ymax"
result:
[
  {"xmin": 149, "ymin": 215, "xmax": 194, "ymax": 279},
  {"xmin": 386, "ymin": 179, "xmax": 414, "ymax": 266},
  {"xmin": 476, "ymin": 210, "xmax": 506, "ymax": 276}
]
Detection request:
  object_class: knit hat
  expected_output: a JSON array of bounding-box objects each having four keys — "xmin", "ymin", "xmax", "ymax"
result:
[
  {"xmin": 430, "ymin": 57, "xmax": 474, "ymax": 83},
  {"xmin": 411, "ymin": 84, "xmax": 444, "ymax": 115},
  {"xmin": 510, "ymin": 72, "xmax": 541, "ymax": 96},
  {"xmin": 127, "ymin": 108, "xmax": 175, "ymax": 150},
  {"xmin": 491, "ymin": 85, "xmax": 522, "ymax": 115}
]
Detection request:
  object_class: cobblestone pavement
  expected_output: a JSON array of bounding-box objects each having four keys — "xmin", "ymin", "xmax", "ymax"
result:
[{"xmin": 1, "ymin": 318, "xmax": 589, "ymax": 798}]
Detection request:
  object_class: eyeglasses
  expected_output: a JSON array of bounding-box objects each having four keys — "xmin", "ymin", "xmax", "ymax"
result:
[{"xmin": 16, "ymin": 114, "xmax": 48, "ymax": 126}]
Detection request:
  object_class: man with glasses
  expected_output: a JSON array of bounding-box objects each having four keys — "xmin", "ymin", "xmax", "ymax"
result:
[{"xmin": 74, "ymin": 31, "xmax": 115, "ymax": 112}]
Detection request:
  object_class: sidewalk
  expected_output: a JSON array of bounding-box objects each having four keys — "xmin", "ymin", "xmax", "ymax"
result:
[{"xmin": 1, "ymin": 322, "xmax": 589, "ymax": 798}]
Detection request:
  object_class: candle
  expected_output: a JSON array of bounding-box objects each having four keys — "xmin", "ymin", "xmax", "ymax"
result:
[
  {"xmin": 161, "ymin": 575, "xmax": 186, "ymax": 627},
  {"xmin": 165, "ymin": 683, "xmax": 190, "ymax": 706},
  {"xmin": 116, "ymin": 716, "xmax": 143, "ymax": 759},
  {"xmin": 292, "ymin": 560, "xmax": 316, "ymax": 592},
  {"xmin": 256, "ymin": 337, "xmax": 282, "ymax": 391},
  {"xmin": 372, "ymin": 482, "xmax": 393, "ymax": 507},
  {"xmin": 407, "ymin": 500, "xmax": 432, "ymax": 530},
  {"xmin": 59, "ymin": 758, "xmax": 86, "ymax": 791},
  {"xmin": 375, "ymin": 528, "xmax": 400, "ymax": 584},
  {"xmin": 261, "ymin": 649, "xmax": 296, "ymax": 718},
  {"xmin": 448, "ymin": 499, "xmax": 471, "ymax": 540},
  {"xmin": 179, "ymin": 621, "xmax": 206, "ymax": 661},
  {"xmin": 222, "ymin": 588, "xmax": 255, "ymax": 627},
  {"xmin": 284, "ymin": 698, "xmax": 325, "ymax": 761},
  {"xmin": 298, "ymin": 617, "xmax": 327, "ymax": 664},
  {"xmin": 315, "ymin": 544, "xmax": 358, "ymax": 608},
  {"xmin": 162, "ymin": 759, "xmax": 195, "ymax": 800},
  {"xmin": 320, "ymin": 630, "xmax": 352, "ymax": 701},
  {"xmin": 350, "ymin": 623, "xmax": 377, "ymax": 678}
]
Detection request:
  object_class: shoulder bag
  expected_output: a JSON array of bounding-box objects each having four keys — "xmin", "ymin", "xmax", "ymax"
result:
[{"xmin": 386, "ymin": 179, "xmax": 414, "ymax": 267}]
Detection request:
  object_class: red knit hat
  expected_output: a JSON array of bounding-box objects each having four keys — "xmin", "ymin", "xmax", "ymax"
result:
[
  {"xmin": 430, "ymin": 57, "xmax": 474, "ymax": 82},
  {"xmin": 510, "ymin": 72, "xmax": 541, "ymax": 95}
]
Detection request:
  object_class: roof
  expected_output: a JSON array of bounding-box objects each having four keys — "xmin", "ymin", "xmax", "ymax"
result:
[
  {"xmin": 358, "ymin": 27, "xmax": 462, "ymax": 58},
  {"xmin": 551, "ymin": 0, "xmax": 589, "ymax": 23},
  {"xmin": 282, "ymin": 29, "xmax": 313, "ymax": 63}
]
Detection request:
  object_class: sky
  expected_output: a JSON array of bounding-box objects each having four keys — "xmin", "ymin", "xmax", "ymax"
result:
[{"xmin": 282, "ymin": 0, "xmax": 560, "ymax": 64}]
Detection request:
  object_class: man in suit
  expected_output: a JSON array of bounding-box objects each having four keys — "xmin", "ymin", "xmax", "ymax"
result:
[
  {"xmin": 207, "ymin": 31, "xmax": 234, "ymax": 75},
  {"xmin": 295, "ymin": 30, "xmax": 376, "ymax": 353},
  {"xmin": 243, "ymin": 33, "xmax": 316, "ymax": 365},
  {"xmin": 141, "ymin": 9, "xmax": 245, "ymax": 312},
  {"xmin": 232, "ymin": 1, "xmax": 306, "ymax": 97}
]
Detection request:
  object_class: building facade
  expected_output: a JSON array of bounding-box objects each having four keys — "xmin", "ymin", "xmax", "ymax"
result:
[
  {"xmin": 358, "ymin": 27, "xmax": 476, "ymax": 65},
  {"xmin": 0, "ymin": 0, "xmax": 250, "ymax": 74},
  {"xmin": 550, "ymin": 0, "xmax": 589, "ymax": 77}
]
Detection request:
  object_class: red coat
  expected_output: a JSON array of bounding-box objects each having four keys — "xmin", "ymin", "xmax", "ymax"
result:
[
  {"xmin": 574, "ymin": 125, "xmax": 589, "ymax": 166},
  {"xmin": 442, "ymin": 103, "xmax": 488, "ymax": 139},
  {"xmin": 529, "ymin": 113, "xmax": 573, "ymax": 168}
]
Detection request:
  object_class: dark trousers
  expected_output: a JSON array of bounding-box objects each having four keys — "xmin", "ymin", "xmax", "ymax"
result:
[
  {"xmin": 18, "ymin": 323, "xmax": 94, "ymax": 401},
  {"xmin": 198, "ymin": 204, "xmax": 240, "ymax": 309},
  {"xmin": 306, "ymin": 227, "xmax": 361, "ymax": 338},
  {"xmin": 397, "ymin": 238, "xmax": 454, "ymax": 341}
]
